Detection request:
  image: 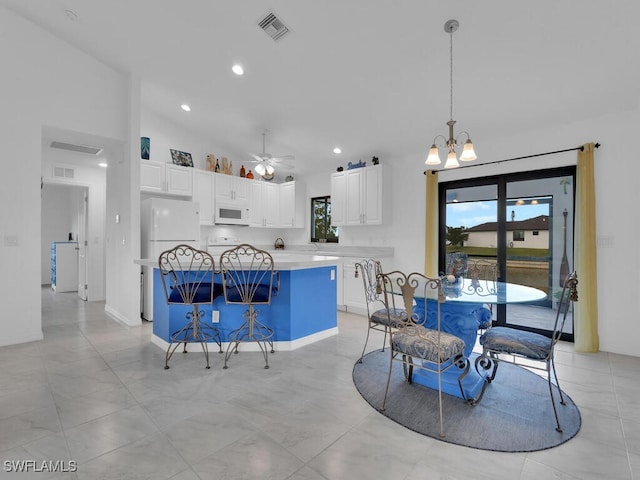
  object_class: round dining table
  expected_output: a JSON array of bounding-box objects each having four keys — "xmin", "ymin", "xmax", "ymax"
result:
[{"xmin": 412, "ymin": 277, "xmax": 546, "ymax": 403}]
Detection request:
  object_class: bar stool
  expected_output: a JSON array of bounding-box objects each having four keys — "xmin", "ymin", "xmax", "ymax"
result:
[
  {"xmin": 219, "ymin": 244, "xmax": 278, "ymax": 369},
  {"xmin": 158, "ymin": 244, "xmax": 222, "ymax": 369}
]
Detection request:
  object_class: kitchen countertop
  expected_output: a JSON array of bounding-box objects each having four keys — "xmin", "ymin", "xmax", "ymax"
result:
[{"xmin": 135, "ymin": 252, "xmax": 340, "ymax": 271}]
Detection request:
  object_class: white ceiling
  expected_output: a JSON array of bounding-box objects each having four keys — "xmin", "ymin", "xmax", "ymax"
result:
[{"xmin": 4, "ymin": 1, "xmax": 640, "ymax": 174}]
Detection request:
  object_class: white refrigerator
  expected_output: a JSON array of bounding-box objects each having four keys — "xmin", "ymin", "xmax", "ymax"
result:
[{"xmin": 141, "ymin": 197, "xmax": 201, "ymax": 321}]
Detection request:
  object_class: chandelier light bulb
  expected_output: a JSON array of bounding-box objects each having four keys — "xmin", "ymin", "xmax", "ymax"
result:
[
  {"xmin": 265, "ymin": 164, "xmax": 275, "ymax": 175},
  {"xmin": 425, "ymin": 144, "xmax": 442, "ymax": 165},
  {"xmin": 444, "ymin": 150, "xmax": 460, "ymax": 169},
  {"xmin": 459, "ymin": 138, "xmax": 477, "ymax": 161},
  {"xmin": 255, "ymin": 163, "xmax": 266, "ymax": 176}
]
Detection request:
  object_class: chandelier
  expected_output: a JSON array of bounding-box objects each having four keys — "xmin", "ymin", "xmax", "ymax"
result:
[{"xmin": 425, "ymin": 19, "xmax": 477, "ymax": 169}]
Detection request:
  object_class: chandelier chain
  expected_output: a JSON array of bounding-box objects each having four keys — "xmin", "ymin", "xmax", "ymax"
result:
[{"xmin": 449, "ymin": 25, "xmax": 454, "ymax": 122}]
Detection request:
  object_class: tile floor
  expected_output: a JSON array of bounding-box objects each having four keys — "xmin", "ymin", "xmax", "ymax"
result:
[{"xmin": 0, "ymin": 287, "xmax": 638, "ymax": 479}]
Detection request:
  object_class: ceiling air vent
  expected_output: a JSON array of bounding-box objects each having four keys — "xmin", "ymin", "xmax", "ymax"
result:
[
  {"xmin": 258, "ymin": 11, "xmax": 290, "ymax": 41},
  {"xmin": 50, "ymin": 141, "xmax": 103, "ymax": 156}
]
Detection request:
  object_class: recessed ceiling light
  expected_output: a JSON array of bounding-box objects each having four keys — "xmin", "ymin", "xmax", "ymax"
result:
[
  {"xmin": 181, "ymin": 104, "xmax": 191, "ymax": 112},
  {"xmin": 232, "ymin": 64, "xmax": 244, "ymax": 75},
  {"xmin": 333, "ymin": 147, "xmax": 342, "ymax": 154},
  {"xmin": 98, "ymin": 162, "xmax": 108, "ymax": 168}
]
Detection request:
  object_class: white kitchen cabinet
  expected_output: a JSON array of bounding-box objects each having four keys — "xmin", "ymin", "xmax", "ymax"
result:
[
  {"xmin": 331, "ymin": 165, "xmax": 382, "ymax": 226},
  {"xmin": 343, "ymin": 261, "xmax": 367, "ymax": 313},
  {"xmin": 250, "ymin": 181, "xmax": 279, "ymax": 227},
  {"xmin": 330, "ymin": 172, "xmax": 347, "ymax": 226},
  {"xmin": 140, "ymin": 161, "xmax": 193, "ymax": 196},
  {"xmin": 214, "ymin": 173, "xmax": 250, "ymax": 205},
  {"xmin": 193, "ymin": 169, "xmax": 215, "ymax": 225},
  {"xmin": 279, "ymin": 181, "xmax": 305, "ymax": 228}
]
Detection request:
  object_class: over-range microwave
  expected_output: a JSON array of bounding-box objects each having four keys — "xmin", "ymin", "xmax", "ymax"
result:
[{"xmin": 215, "ymin": 203, "xmax": 250, "ymax": 225}]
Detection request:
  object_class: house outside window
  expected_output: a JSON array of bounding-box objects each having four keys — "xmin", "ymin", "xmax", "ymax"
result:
[
  {"xmin": 513, "ymin": 231, "xmax": 525, "ymax": 241},
  {"xmin": 311, "ymin": 196, "xmax": 338, "ymax": 243}
]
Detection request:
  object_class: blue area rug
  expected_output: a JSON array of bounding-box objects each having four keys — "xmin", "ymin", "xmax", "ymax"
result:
[{"xmin": 353, "ymin": 349, "xmax": 581, "ymax": 452}]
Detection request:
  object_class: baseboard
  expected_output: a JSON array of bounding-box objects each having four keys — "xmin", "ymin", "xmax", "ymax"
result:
[{"xmin": 151, "ymin": 326, "xmax": 339, "ymax": 353}]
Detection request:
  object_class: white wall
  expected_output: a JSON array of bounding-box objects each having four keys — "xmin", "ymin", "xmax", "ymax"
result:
[{"xmin": 0, "ymin": 6, "xmax": 127, "ymax": 345}]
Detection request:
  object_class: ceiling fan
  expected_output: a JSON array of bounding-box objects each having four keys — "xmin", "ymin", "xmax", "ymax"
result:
[{"xmin": 248, "ymin": 130, "xmax": 294, "ymax": 178}]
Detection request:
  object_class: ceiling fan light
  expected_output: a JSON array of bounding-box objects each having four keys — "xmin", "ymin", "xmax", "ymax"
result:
[
  {"xmin": 425, "ymin": 144, "xmax": 442, "ymax": 165},
  {"xmin": 444, "ymin": 150, "xmax": 460, "ymax": 169},
  {"xmin": 255, "ymin": 163, "xmax": 266, "ymax": 176},
  {"xmin": 265, "ymin": 164, "xmax": 275, "ymax": 175},
  {"xmin": 460, "ymin": 139, "xmax": 477, "ymax": 161}
]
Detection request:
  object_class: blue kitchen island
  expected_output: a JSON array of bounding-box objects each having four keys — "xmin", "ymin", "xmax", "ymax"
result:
[{"xmin": 137, "ymin": 253, "xmax": 340, "ymax": 353}]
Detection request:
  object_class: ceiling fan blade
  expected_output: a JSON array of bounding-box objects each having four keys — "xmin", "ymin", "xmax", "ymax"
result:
[
  {"xmin": 249, "ymin": 153, "xmax": 265, "ymax": 162},
  {"xmin": 271, "ymin": 154, "xmax": 295, "ymax": 162}
]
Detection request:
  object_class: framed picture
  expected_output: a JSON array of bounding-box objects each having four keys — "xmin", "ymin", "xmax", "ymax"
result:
[{"xmin": 170, "ymin": 149, "xmax": 194, "ymax": 167}]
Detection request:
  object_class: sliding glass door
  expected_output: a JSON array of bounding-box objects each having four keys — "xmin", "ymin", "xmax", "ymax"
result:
[{"xmin": 440, "ymin": 167, "xmax": 575, "ymax": 340}]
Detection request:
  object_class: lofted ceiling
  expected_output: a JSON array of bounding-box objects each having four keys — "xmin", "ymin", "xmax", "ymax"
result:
[{"xmin": 3, "ymin": 1, "xmax": 640, "ymax": 175}]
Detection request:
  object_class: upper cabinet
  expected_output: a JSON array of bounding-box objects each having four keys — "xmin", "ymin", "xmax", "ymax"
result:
[
  {"xmin": 249, "ymin": 181, "xmax": 279, "ymax": 228},
  {"xmin": 330, "ymin": 165, "xmax": 382, "ymax": 226},
  {"xmin": 193, "ymin": 170, "xmax": 215, "ymax": 225},
  {"xmin": 140, "ymin": 161, "xmax": 193, "ymax": 196},
  {"xmin": 215, "ymin": 173, "xmax": 250, "ymax": 205},
  {"xmin": 279, "ymin": 181, "xmax": 305, "ymax": 228},
  {"xmin": 249, "ymin": 180, "xmax": 305, "ymax": 228}
]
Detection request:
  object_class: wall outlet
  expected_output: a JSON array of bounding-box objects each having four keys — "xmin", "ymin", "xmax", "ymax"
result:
[{"xmin": 212, "ymin": 310, "xmax": 219, "ymax": 323}]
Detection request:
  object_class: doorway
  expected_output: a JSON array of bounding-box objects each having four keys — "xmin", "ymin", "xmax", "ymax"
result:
[
  {"xmin": 41, "ymin": 182, "xmax": 89, "ymax": 299},
  {"xmin": 440, "ymin": 166, "xmax": 575, "ymax": 340}
]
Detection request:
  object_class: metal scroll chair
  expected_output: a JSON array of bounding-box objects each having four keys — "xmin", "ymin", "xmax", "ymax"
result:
[
  {"xmin": 445, "ymin": 251, "xmax": 468, "ymax": 278},
  {"xmin": 475, "ymin": 271, "xmax": 578, "ymax": 432},
  {"xmin": 219, "ymin": 244, "xmax": 278, "ymax": 369},
  {"xmin": 355, "ymin": 259, "xmax": 407, "ymax": 362},
  {"xmin": 158, "ymin": 244, "xmax": 222, "ymax": 369},
  {"xmin": 466, "ymin": 258, "xmax": 499, "ymax": 333},
  {"xmin": 381, "ymin": 271, "xmax": 468, "ymax": 438}
]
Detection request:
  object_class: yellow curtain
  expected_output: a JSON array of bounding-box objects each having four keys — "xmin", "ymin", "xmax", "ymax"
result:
[
  {"xmin": 574, "ymin": 143, "xmax": 599, "ymax": 352},
  {"xmin": 425, "ymin": 170, "xmax": 439, "ymax": 276}
]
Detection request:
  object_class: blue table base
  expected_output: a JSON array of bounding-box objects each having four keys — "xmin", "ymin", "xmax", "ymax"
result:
[{"xmin": 411, "ymin": 353, "xmax": 489, "ymax": 403}]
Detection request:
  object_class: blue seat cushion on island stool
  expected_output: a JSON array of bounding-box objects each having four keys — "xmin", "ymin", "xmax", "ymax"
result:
[
  {"xmin": 168, "ymin": 283, "xmax": 222, "ymax": 304},
  {"xmin": 479, "ymin": 326, "xmax": 552, "ymax": 360},
  {"xmin": 224, "ymin": 284, "xmax": 273, "ymax": 304},
  {"xmin": 371, "ymin": 308, "xmax": 407, "ymax": 327}
]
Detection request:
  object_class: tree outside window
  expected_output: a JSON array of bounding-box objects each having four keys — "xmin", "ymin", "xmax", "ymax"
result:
[{"xmin": 311, "ymin": 196, "xmax": 338, "ymax": 243}]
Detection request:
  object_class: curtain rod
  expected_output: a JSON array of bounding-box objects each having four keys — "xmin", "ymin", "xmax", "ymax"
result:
[{"xmin": 424, "ymin": 142, "xmax": 600, "ymax": 175}]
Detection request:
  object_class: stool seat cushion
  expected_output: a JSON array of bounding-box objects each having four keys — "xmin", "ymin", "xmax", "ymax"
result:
[
  {"xmin": 224, "ymin": 284, "xmax": 272, "ymax": 304},
  {"xmin": 168, "ymin": 282, "xmax": 221, "ymax": 304},
  {"xmin": 392, "ymin": 326, "xmax": 465, "ymax": 363},
  {"xmin": 371, "ymin": 308, "xmax": 407, "ymax": 327},
  {"xmin": 480, "ymin": 326, "xmax": 552, "ymax": 360}
]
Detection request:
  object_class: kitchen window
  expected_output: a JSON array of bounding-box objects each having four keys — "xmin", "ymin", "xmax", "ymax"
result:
[{"xmin": 311, "ymin": 196, "xmax": 339, "ymax": 243}]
